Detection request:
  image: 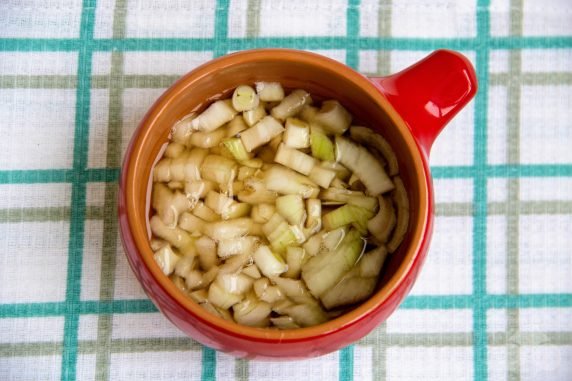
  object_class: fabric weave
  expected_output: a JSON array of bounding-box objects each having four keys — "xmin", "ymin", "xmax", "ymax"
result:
[{"xmin": 0, "ymin": 0, "xmax": 571, "ymax": 380}]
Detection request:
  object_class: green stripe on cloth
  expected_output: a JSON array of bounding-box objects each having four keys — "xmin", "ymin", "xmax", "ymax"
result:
[
  {"xmin": 94, "ymin": 1, "xmax": 128, "ymax": 379},
  {"xmin": 472, "ymin": 0, "xmax": 491, "ymax": 379},
  {"xmin": 339, "ymin": 345, "xmax": 354, "ymax": 381},
  {"xmin": 505, "ymin": 1, "xmax": 524, "ymax": 379},
  {"xmin": 60, "ymin": 0, "xmax": 95, "ymax": 378},
  {"xmin": 1, "ymin": 35, "xmax": 571, "ymax": 53}
]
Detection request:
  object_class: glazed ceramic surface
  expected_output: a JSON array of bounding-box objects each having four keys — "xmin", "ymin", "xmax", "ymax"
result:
[{"xmin": 119, "ymin": 49, "xmax": 477, "ymax": 359}]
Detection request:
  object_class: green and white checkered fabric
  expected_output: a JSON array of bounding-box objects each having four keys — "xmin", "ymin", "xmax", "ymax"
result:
[{"xmin": 1, "ymin": 0, "xmax": 571, "ymax": 380}]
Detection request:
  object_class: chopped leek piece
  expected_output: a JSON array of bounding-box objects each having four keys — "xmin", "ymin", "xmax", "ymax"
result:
[
  {"xmin": 203, "ymin": 218, "xmax": 254, "ymax": 241},
  {"xmin": 254, "ymin": 279, "xmax": 284, "ymax": 304},
  {"xmin": 200, "ymin": 155, "xmax": 237, "ymax": 185},
  {"xmin": 275, "ymin": 194, "xmax": 306, "ymax": 226},
  {"xmin": 283, "ymin": 118, "xmax": 310, "ymax": 149},
  {"xmin": 251, "ymin": 203, "xmax": 276, "ymax": 224},
  {"xmin": 164, "ymin": 142, "xmax": 186, "ymax": 158},
  {"xmin": 152, "ymin": 183, "xmax": 191, "ymax": 227},
  {"xmin": 155, "ymin": 148, "xmax": 202, "ymax": 183},
  {"xmin": 242, "ymin": 103, "xmax": 267, "ymax": 127},
  {"xmin": 208, "ymin": 282, "xmax": 242, "ymax": 309},
  {"xmin": 387, "ymin": 177, "xmax": 409, "ymax": 253},
  {"xmin": 179, "ymin": 212, "xmax": 207, "ymax": 235},
  {"xmin": 217, "ymin": 236, "xmax": 258, "ymax": 258},
  {"xmin": 237, "ymin": 177, "xmax": 278, "ymax": 204},
  {"xmin": 191, "ymin": 100, "xmax": 237, "ymax": 132},
  {"xmin": 319, "ymin": 187, "xmax": 379, "ymax": 211},
  {"xmin": 175, "ymin": 148, "xmax": 207, "ymax": 182},
  {"xmin": 172, "ymin": 274, "xmax": 187, "ymax": 293},
  {"xmin": 150, "ymin": 215, "xmax": 192, "ymax": 249},
  {"xmin": 221, "ymin": 202, "xmax": 251, "ymax": 220},
  {"xmin": 310, "ymin": 130, "xmax": 335, "ymax": 161},
  {"xmin": 153, "ymin": 244, "xmax": 180, "ymax": 276},
  {"xmin": 253, "ymin": 245, "xmax": 288, "ymax": 278},
  {"xmin": 184, "ymin": 270, "xmax": 204, "ymax": 290},
  {"xmin": 222, "ymin": 138, "xmax": 251, "ymax": 162},
  {"xmin": 189, "ymin": 128, "xmax": 226, "ymax": 148},
  {"xmin": 216, "ymin": 273, "xmax": 254, "ymax": 294},
  {"xmin": 303, "ymin": 230, "xmax": 324, "ymax": 257},
  {"xmin": 320, "ymin": 276, "xmax": 377, "ymax": 310},
  {"xmin": 271, "ymin": 316, "xmax": 300, "ymax": 329},
  {"xmin": 219, "ymin": 180, "xmax": 241, "ymax": 197},
  {"xmin": 330, "ymin": 177, "xmax": 348, "ymax": 189},
  {"xmin": 240, "ymin": 115, "xmax": 284, "ymax": 152},
  {"xmin": 367, "ymin": 196, "xmax": 396, "ymax": 244},
  {"xmin": 191, "ymin": 201, "xmax": 219, "ymax": 222},
  {"xmin": 242, "ymin": 265, "xmax": 261, "ymax": 279},
  {"xmin": 284, "ymin": 303, "xmax": 328, "ymax": 327},
  {"xmin": 320, "ymin": 161, "xmax": 351, "ymax": 180},
  {"xmin": 268, "ymin": 135, "xmax": 282, "ymax": 152},
  {"xmin": 335, "ymin": 136, "xmax": 394, "ymax": 195},
  {"xmin": 274, "ymin": 143, "xmax": 316, "ymax": 175},
  {"xmin": 200, "ymin": 302, "xmax": 233, "ymax": 321},
  {"xmin": 308, "ymin": 166, "xmax": 336, "ymax": 189},
  {"xmin": 233, "ymin": 294, "xmax": 272, "ymax": 327},
  {"xmin": 322, "ymin": 204, "xmax": 375, "ymax": 232},
  {"xmin": 264, "ymin": 165, "xmax": 319, "ymax": 199},
  {"xmin": 184, "ymin": 180, "xmax": 216, "ymax": 202},
  {"xmin": 168, "ymin": 181, "xmax": 184, "ymax": 191},
  {"xmin": 298, "ymin": 105, "xmax": 318, "ymax": 123},
  {"xmin": 261, "ymin": 213, "xmax": 287, "ymax": 238},
  {"xmin": 171, "ymin": 113, "xmax": 195, "ymax": 145},
  {"xmin": 218, "ymin": 252, "xmax": 251, "ymax": 274},
  {"xmin": 272, "ymin": 299, "xmax": 295, "ymax": 315},
  {"xmin": 189, "ymin": 289, "xmax": 208, "ymax": 304},
  {"xmin": 150, "ymin": 238, "xmax": 168, "ymax": 251},
  {"xmin": 272, "ymin": 277, "xmax": 314, "ymax": 304},
  {"xmin": 240, "ymin": 158, "xmax": 263, "ymax": 169},
  {"xmin": 232, "ymin": 85, "xmax": 259, "ymax": 112},
  {"xmin": 322, "ymin": 226, "xmax": 348, "ymax": 251},
  {"xmin": 357, "ymin": 246, "xmax": 388, "ymax": 278},
  {"xmin": 195, "ymin": 236, "xmax": 218, "ymax": 271},
  {"xmin": 262, "ymin": 213, "xmax": 299, "ymax": 253},
  {"xmin": 202, "ymin": 266, "xmax": 219, "ymax": 287},
  {"xmin": 153, "ymin": 158, "xmax": 172, "ymax": 182},
  {"xmin": 350, "ymin": 126, "xmax": 399, "ymax": 176},
  {"xmin": 253, "ymin": 277, "xmax": 269, "ymax": 297},
  {"xmin": 255, "ymin": 82, "xmax": 285, "ymax": 102},
  {"xmin": 302, "ymin": 228, "xmax": 364, "ymax": 297},
  {"xmin": 312, "ymin": 100, "xmax": 352, "ymax": 134},
  {"xmin": 284, "ymin": 246, "xmax": 307, "ymax": 279},
  {"xmin": 237, "ymin": 166, "xmax": 257, "ymax": 181},
  {"xmin": 205, "ymin": 191, "xmax": 234, "ymax": 216},
  {"xmin": 174, "ymin": 255, "xmax": 196, "ymax": 278},
  {"xmin": 271, "ymin": 89, "xmax": 312, "ymax": 120},
  {"xmin": 226, "ymin": 115, "xmax": 249, "ymax": 137},
  {"xmin": 270, "ymin": 226, "xmax": 299, "ymax": 254},
  {"xmin": 304, "ymin": 198, "xmax": 322, "ymax": 235}
]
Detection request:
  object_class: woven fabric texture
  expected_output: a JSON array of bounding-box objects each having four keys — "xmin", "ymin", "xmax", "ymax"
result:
[{"xmin": 0, "ymin": 0, "xmax": 571, "ymax": 380}]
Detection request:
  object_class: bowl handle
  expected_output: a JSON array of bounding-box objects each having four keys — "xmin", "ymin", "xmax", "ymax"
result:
[{"xmin": 368, "ymin": 49, "xmax": 478, "ymax": 157}]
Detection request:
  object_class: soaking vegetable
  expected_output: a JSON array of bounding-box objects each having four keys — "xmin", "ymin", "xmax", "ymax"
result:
[{"xmin": 149, "ymin": 83, "xmax": 409, "ymax": 329}]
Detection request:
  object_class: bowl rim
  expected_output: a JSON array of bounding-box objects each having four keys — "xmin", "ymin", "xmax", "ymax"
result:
[{"xmin": 121, "ymin": 48, "xmax": 431, "ymax": 342}]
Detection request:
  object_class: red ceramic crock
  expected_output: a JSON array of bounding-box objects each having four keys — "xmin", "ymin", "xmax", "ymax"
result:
[{"xmin": 118, "ymin": 49, "xmax": 477, "ymax": 360}]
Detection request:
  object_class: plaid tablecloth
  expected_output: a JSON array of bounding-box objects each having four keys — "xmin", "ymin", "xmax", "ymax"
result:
[{"xmin": 1, "ymin": 0, "xmax": 571, "ymax": 380}]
